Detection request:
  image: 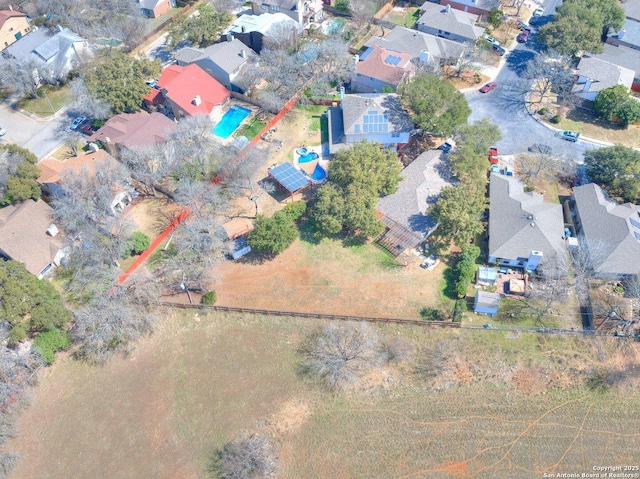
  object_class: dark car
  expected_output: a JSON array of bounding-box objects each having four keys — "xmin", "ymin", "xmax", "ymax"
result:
[
  {"xmin": 492, "ymin": 44, "xmax": 506, "ymax": 56},
  {"xmin": 438, "ymin": 142, "xmax": 453, "ymax": 153},
  {"xmin": 479, "ymin": 82, "xmax": 497, "ymax": 93},
  {"xmin": 517, "ymin": 29, "xmax": 531, "ymax": 43},
  {"xmin": 79, "ymin": 121, "xmax": 98, "ymax": 136}
]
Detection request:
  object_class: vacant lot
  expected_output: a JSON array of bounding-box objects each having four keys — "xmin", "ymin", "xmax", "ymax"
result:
[
  {"xmin": 8, "ymin": 312, "xmax": 640, "ymax": 479},
  {"xmin": 216, "ymin": 235, "xmax": 449, "ymax": 319}
]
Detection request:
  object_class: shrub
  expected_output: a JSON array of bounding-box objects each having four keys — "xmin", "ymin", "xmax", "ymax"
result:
[
  {"xmin": 33, "ymin": 328, "xmax": 71, "ymax": 364},
  {"xmin": 419, "ymin": 307, "xmax": 446, "ymax": 321},
  {"xmin": 474, "ymin": 72, "xmax": 482, "ymax": 84},
  {"xmin": 128, "ymin": 231, "xmax": 151, "ymax": 255},
  {"xmin": 488, "ymin": 7, "xmax": 504, "ymax": 28},
  {"xmin": 201, "ymin": 290, "xmax": 217, "ymax": 305},
  {"xmin": 381, "ymin": 85, "xmax": 395, "ymax": 93},
  {"xmin": 550, "ymin": 115, "xmax": 562, "ymax": 124},
  {"xmin": 282, "ymin": 200, "xmax": 307, "ymax": 222},
  {"xmin": 538, "ymin": 108, "xmax": 548, "ymax": 115},
  {"xmin": 453, "ymin": 299, "xmax": 467, "ymax": 322}
]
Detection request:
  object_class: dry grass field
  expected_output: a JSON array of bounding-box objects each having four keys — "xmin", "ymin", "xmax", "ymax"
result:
[{"xmin": 8, "ymin": 311, "xmax": 640, "ymax": 479}]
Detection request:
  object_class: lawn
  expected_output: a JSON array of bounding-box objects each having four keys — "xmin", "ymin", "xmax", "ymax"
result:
[
  {"xmin": 386, "ymin": 6, "xmax": 420, "ymax": 28},
  {"xmin": 236, "ymin": 116, "xmax": 267, "ymax": 140},
  {"xmin": 17, "ymin": 84, "xmax": 71, "ymax": 117},
  {"xmin": 9, "ymin": 312, "xmax": 640, "ymax": 479}
]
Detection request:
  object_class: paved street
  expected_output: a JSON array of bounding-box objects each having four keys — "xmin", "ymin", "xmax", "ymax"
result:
[
  {"xmin": 466, "ymin": 11, "xmax": 597, "ymax": 163},
  {"xmin": 0, "ymin": 102, "xmax": 71, "ymax": 160}
]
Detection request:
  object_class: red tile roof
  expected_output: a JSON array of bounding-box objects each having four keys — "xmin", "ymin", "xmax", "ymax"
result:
[
  {"xmin": 356, "ymin": 45, "xmax": 415, "ymax": 86},
  {"xmin": 154, "ymin": 64, "xmax": 230, "ymax": 116}
]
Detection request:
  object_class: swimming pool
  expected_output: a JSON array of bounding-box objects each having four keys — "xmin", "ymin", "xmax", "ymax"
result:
[
  {"xmin": 299, "ymin": 151, "xmax": 319, "ymax": 163},
  {"xmin": 311, "ymin": 163, "xmax": 327, "ymax": 181},
  {"xmin": 212, "ymin": 106, "xmax": 252, "ymax": 139}
]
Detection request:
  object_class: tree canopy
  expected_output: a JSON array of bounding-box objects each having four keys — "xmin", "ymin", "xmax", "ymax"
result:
[
  {"xmin": 398, "ymin": 73, "xmax": 470, "ymax": 137},
  {"xmin": 450, "ymin": 119, "xmax": 502, "ymax": 182},
  {"xmin": 0, "ymin": 261, "xmax": 72, "ymax": 342},
  {"xmin": 309, "ymin": 141, "xmax": 402, "ymax": 238},
  {"xmin": 585, "ymin": 145, "xmax": 640, "ymax": 203},
  {"xmin": 248, "ymin": 210, "xmax": 299, "ymax": 255},
  {"xmin": 84, "ymin": 51, "xmax": 161, "ymax": 114},
  {"xmin": 538, "ymin": 0, "xmax": 625, "ymax": 56},
  {"xmin": 593, "ymin": 84, "xmax": 640, "ymax": 127},
  {"xmin": 0, "ymin": 144, "xmax": 41, "ymax": 205},
  {"xmin": 167, "ymin": 4, "xmax": 233, "ymax": 49}
]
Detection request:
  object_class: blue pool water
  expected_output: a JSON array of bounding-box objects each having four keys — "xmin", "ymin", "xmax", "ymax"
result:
[
  {"xmin": 299, "ymin": 151, "xmax": 319, "ymax": 163},
  {"xmin": 212, "ymin": 106, "xmax": 252, "ymax": 139},
  {"xmin": 312, "ymin": 163, "xmax": 327, "ymax": 181}
]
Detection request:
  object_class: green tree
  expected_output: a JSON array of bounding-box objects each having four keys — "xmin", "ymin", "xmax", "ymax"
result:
[
  {"xmin": 167, "ymin": 4, "xmax": 233, "ymax": 49},
  {"xmin": 538, "ymin": 0, "xmax": 625, "ymax": 56},
  {"xmin": 584, "ymin": 145, "xmax": 640, "ymax": 202},
  {"xmin": 0, "ymin": 261, "xmax": 72, "ymax": 342},
  {"xmin": 33, "ymin": 328, "xmax": 71, "ymax": 364},
  {"xmin": 281, "ymin": 200, "xmax": 307, "ymax": 222},
  {"xmin": 248, "ymin": 211, "xmax": 299, "ymax": 255},
  {"xmin": 398, "ymin": 73, "xmax": 470, "ymax": 137},
  {"xmin": 594, "ymin": 85, "xmax": 640, "ymax": 126},
  {"xmin": 309, "ymin": 184, "xmax": 347, "ymax": 236},
  {"xmin": 201, "ymin": 290, "xmax": 217, "ymax": 305},
  {"xmin": 0, "ymin": 144, "xmax": 41, "ymax": 204},
  {"xmin": 451, "ymin": 119, "xmax": 502, "ymax": 182},
  {"xmin": 84, "ymin": 51, "xmax": 161, "ymax": 114},
  {"xmin": 454, "ymin": 244, "xmax": 480, "ymax": 298},
  {"xmin": 488, "ymin": 8, "xmax": 504, "ymax": 28},
  {"xmin": 431, "ymin": 182, "xmax": 486, "ymax": 247},
  {"xmin": 128, "ymin": 231, "xmax": 151, "ymax": 255}
]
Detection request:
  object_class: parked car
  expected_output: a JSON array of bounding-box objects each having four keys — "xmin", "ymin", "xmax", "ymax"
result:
[
  {"xmin": 517, "ymin": 19, "xmax": 529, "ymax": 30},
  {"xmin": 438, "ymin": 142, "xmax": 453, "ymax": 153},
  {"xmin": 484, "ymin": 35, "xmax": 499, "ymax": 46},
  {"xmin": 70, "ymin": 116, "xmax": 87, "ymax": 130},
  {"xmin": 532, "ymin": 7, "xmax": 544, "ymax": 17},
  {"xmin": 420, "ymin": 255, "xmax": 440, "ymax": 271},
  {"xmin": 479, "ymin": 82, "xmax": 497, "ymax": 93},
  {"xmin": 493, "ymin": 44, "xmax": 506, "ymax": 56},
  {"xmin": 489, "ymin": 147, "xmax": 499, "ymax": 164},
  {"xmin": 490, "ymin": 164, "xmax": 500, "ymax": 174},
  {"xmin": 517, "ymin": 29, "xmax": 531, "ymax": 43},
  {"xmin": 528, "ymin": 143, "xmax": 552, "ymax": 154},
  {"xmin": 0, "ymin": 127, "xmax": 5, "ymax": 136},
  {"xmin": 79, "ymin": 121, "xmax": 98, "ymax": 136},
  {"xmin": 558, "ymin": 130, "xmax": 580, "ymax": 142}
]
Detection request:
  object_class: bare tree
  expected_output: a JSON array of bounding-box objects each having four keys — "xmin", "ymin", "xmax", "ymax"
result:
[
  {"xmin": 69, "ymin": 78, "xmax": 112, "ymax": 120},
  {"xmin": 523, "ymin": 51, "xmax": 575, "ymax": 108},
  {"xmin": 214, "ymin": 433, "xmax": 278, "ymax": 479},
  {"xmin": 299, "ymin": 322, "xmax": 384, "ymax": 391},
  {"xmin": 509, "ymin": 0, "xmax": 527, "ymax": 16},
  {"xmin": 516, "ymin": 152, "xmax": 576, "ymax": 184}
]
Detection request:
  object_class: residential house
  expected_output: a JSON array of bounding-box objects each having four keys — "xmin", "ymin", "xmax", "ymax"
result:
[
  {"xmin": 0, "ymin": 199, "xmax": 67, "ymax": 278},
  {"xmin": 175, "ymin": 37, "xmax": 257, "ymax": 93},
  {"xmin": 37, "ymin": 150, "xmax": 133, "ymax": 215},
  {"xmin": 89, "ymin": 111, "xmax": 178, "ymax": 157},
  {"xmin": 144, "ymin": 64, "xmax": 231, "ymax": 120},
  {"xmin": 0, "ymin": 10, "xmax": 30, "ymax": 51},
  {"xmin": 595, "ymin": 43, "xmax": 640, "ymax": 92},
  {"xmin": 474, "ymin": 291, "xmax": 500, "ymax": 316},
  {"xmin": 488, "ymin": 174, "xmax": 565, "ymax": 272},
  {"xmin": 138, "ymin": 0, "xmax": 176, "ymax": 18},
  {"xmin": 365, "ymin": 26, "xmax": 465, "ymax": 68},
  {"xmin": 416, "ymin": 2, "xmax": 484, "ymax": 45},
  {"xmin": 352, "ymin": 44, "xmax": 416, "ymax": 93},
  {"xmin": 567, "ymin": 183, "xmax": 640, "ymax": 278},
  {"xmin": 327, "ymin": 92, "xmax": 414, "ymax": 154},
  {"xmin": 607, "ymin": 0, "xmax": 640, "ymax": 51},
  {"xmin": 225, "ymin": 13, "xmax": 303, "ymax": 53},
  {"xmin": 572, "ymin": 56, "xmax": 634, "ymax": 103},
  {"xmin": 439, "ymin": 0, "xmax": 501, "ymax": 17},
  {"xmin": 250, "ymin": 0, "xmax": 323, "ymax": 26},
  {"xmin": 376, "ymin": 149, "xmax": 451, "ymax": 255}
]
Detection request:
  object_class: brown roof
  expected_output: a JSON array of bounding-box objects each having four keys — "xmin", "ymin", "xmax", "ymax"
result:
[
  {"xmin": 38, "ymin": 149, "xmax": 119, "ymax": 184},
  {"xmin": 357, "ymin": 45, "xmax": 416, "ymax": 86},
  {"xmin": 0, "ymin": 199, "xmax": 65, "ymax": 276},
  {"xmin": 0, "ymin": 10, "xmax": 27, "ymax": 29},
  {"xmin": 89, "ymin": 112, "xmax": 178, "ymax": 150}
]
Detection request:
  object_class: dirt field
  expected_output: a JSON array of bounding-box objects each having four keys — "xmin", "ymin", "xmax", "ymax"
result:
[
  {"xmin": 8, "ymin": 312, "xmax": 640, "ymax": 479},
  {"xmin": 216, "ymin": 236, "xmax": 449, "ymax": 319}
]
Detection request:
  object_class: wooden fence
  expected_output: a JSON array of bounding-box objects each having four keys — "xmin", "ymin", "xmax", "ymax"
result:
[{"xmin": 157, "ymin": 301, "xmax": 461, "ymax": 327}]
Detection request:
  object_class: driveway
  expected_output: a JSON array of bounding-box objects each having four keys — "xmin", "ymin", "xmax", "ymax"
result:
[
  {"xmin": 465, "ymin": 19, "xmax": 597, "ymax": 163},
  {"xmin": 0, "ymin": 102, "xmax": 70, "ymax": 160}
]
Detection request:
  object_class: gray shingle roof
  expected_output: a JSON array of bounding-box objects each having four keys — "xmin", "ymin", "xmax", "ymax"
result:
[
  {"xmin": 377, "ymin": 149, "xmax": 450, "ymax": 236},
  {"xmin": 365, "ymin": 26, "xmax": 465, "ymax": 63},
  {"xmin": 417, "ymin": 2, "xmax": 484, "ymax": 41},
  {"xmin": 595, "ymin": 43, "xmax": 640, "ymax": 78},
  {"xmin": 622, "ymin": 0, "xmax": 640, "ymax": 21},
  {"xmin": 489, "ymin": 175, "xmax": 565, "ymax": 261},
  {"xmin": 609, "ymin": 17, "xmax": 640, "ymax": 48},
  {"xmin": 175, "ymin": 38, "xmax": 256, "ymax": 75},
  {"xmin": 572, "ymin": 56, "xmax": 635, "ymax": 93},
  {"xmin": 342, "ymin": 93, "xmax": 413, "ymax": 136},
  {"xmin": 572, "ymin": 183, "xmax": 640, "ymax": 277},
  {"xmin": 3, "ymin": 27, "xmax": 50, "ymax": 61}
]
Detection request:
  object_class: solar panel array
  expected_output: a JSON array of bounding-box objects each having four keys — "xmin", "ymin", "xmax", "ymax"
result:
[
  {"xmin": 269, "ymin": 162, "xmax": 311, "ymax": 193},
  {"xmin": 385, "ymin": 54, "xmax": 402, "ymax": 66},
  {"xmin": 357, "ymin": 109, "xmax": 389, "ymax": 134}
]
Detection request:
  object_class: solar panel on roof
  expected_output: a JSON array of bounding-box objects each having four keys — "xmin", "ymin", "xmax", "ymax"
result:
[
  {"xmin": 369, "ymin": 110, "xmax": 377, "ymax": 115},
  {"xmin": 269, "ymin": 162, "xmax": 311, "ymax": 193},
  {"xmin": 631, "ymin": 218, "xmax": 640, "ymax": 229},
  {"xmin": 635, "ymin": 231, "xmax": 640, "ymax": 241}
]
